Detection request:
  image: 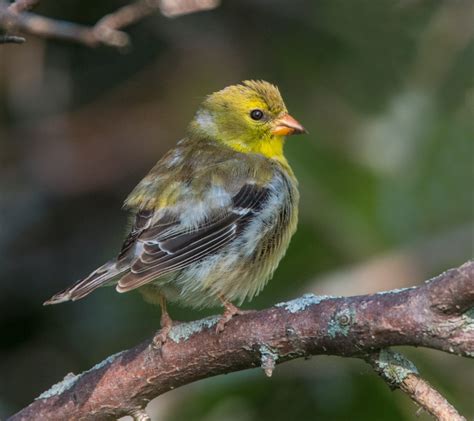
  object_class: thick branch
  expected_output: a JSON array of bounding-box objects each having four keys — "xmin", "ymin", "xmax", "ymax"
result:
[{"xmin": 10, "ymin": 261, "xmax": 474, "ymax": 421}]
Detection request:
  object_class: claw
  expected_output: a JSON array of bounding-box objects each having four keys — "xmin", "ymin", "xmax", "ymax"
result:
[
  {"xmin": 152, "ymin": 296, "xmax": 173, "ymax": 349},
  {"xmin": 152, "ymin": 325, "xmax": 172, "ymax": 349},
  {"xmin": 216, "ymin": 298, "xmax": 245, "ymax": 333}
]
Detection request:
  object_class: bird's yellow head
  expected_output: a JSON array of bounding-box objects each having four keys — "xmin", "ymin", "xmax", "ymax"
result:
[{"xmin": 188, "ymin": 80, "xmax": 306, "ymax": 163}]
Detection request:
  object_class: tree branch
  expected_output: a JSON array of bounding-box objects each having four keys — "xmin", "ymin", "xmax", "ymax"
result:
[
  {"xmin": 0, "ymin": 33, "xmax": 24, "ymax": 43},
  {"xmin": 8, "ymin": 0, "xmax": 40, "ymax": 14},
  {"xmin": 367, "ymin": 349, "xmax": 466, "ymax": 421},
  {"xmin": 9, "ymin": 261, "xmax": 474, "ymax": 420},
  {"xmin": 0, "ymin": 0, "xmax": 220, "ymax": 48}
]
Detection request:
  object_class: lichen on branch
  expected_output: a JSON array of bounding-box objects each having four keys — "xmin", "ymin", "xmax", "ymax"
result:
[{"xmin": 9, "ymin": 261, "xmax": 474, "ymax": 421}]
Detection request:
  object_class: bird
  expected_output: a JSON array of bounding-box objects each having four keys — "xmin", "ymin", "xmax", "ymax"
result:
[{"xmin": 44, "ymin": 80, "xmax": 306, "ymax": 346}]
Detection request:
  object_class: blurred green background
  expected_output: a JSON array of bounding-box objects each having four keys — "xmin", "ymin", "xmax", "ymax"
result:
[{"xmin": 1, "ymin": 0, "xmax": 473, "ymax": 419}]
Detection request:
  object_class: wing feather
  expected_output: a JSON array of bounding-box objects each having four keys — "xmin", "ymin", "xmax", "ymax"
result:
[
  {"xmin": 116, "ymin": 184, "xmax": 270, "ymax": 293},
  {"xmin": 46, "ymin": 182, "xmax": 272, "ymax": 302}
]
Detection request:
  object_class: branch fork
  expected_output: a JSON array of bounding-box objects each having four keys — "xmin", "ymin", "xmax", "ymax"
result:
[
  {"xmin": 0, "ymin": 0, "xmax": 220, "ymax": 46},
  {"xmin": 8, "ymin": 261, "xmax": 473, "ymax": 420}
]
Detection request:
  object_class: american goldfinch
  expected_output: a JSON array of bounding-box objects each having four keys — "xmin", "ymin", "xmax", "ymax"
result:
[{"xmin": 45, "ymin": 80, "xmax": 306, "ymax": 345}]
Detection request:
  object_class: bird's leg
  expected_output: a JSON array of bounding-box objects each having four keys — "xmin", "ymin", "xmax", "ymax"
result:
[
  {"xmin": 216, "ymin": 295, "xmax": 245, "ymax": 333},
  {"xmin": 152, "ymin": 295, "xmax": 173, "ymax": 349}
]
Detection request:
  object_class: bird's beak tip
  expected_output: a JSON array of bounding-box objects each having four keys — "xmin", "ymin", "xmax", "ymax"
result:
[{"xmin": 271, "ymin": 113, "xmax": 307, "ymax": 136}]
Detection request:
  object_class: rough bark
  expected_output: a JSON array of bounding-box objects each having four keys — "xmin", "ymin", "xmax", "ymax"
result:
[{"xmin": 9, "ymin": 261, "xmax": 474, "ymax": 421}]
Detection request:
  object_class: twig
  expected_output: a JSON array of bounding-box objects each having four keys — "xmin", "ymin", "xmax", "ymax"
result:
[
  {"xmin": 0, "ymin": 33, "xmax": 25, "ymax": 43},
  {"xmin": 0, "ymin": 0, "xmax": 220, "ymax": 48},
  {"xmin": 8, "ymin": 0, "xmax": 40, "ymax": 13},
  {"xmin": 368, "ymin": 349, "xmax": 466, "ymax": 421},
  {"xmin": 8, "ymin": 261, "xmax": 473, "ymax": 420}
]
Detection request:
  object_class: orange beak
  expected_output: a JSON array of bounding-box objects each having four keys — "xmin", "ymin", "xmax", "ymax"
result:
[{"xmin": 271, "ymin": 113, "xmax": 307, "ymax": 136}]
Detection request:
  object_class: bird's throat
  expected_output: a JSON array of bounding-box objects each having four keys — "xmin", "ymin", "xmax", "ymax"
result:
[{"xmin": 222, "ymin": 135, "xmax": 289, "ymax": 167}]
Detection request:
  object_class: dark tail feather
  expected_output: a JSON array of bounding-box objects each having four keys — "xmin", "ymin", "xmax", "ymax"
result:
[{"xmin": 44, "ymin": 261, "xmax": 128, "ymax": 305}]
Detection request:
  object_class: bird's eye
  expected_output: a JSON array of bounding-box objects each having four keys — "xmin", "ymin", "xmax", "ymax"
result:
[{"xmin": 250, "ymin": 109, "xmax": 264, "ymax": 121}]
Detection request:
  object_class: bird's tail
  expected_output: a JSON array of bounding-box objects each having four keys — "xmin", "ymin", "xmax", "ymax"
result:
[{"xmin": 43, "ymin": 260, "xmax": 128, "ymax": 305}]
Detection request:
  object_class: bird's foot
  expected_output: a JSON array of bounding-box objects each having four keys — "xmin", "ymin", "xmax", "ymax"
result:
[
  {"xmin": 216, "ymin": 301, "xmax": 249, "ymax": 333},
  {"xmin": 152, "ymin": 311, "xmax": 174, "ymax": 349}
]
